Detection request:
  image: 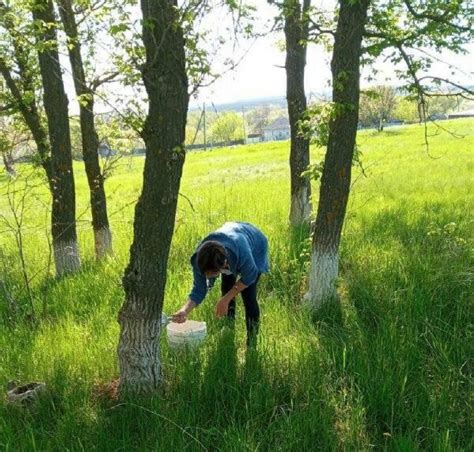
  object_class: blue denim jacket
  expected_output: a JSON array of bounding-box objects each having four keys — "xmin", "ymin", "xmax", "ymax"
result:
[{"xmin": 188, "ymin": 222, "xmax": 269, "ymax": 304}]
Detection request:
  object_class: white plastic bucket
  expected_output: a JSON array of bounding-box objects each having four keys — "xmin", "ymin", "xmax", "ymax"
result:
[{"xmin": 166, "ymin": 320, "xmax": 207, "ymax": 349}]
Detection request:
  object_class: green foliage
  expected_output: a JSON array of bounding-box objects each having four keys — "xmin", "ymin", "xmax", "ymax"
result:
[
  {"xmin": 299, "ymin": 101, "xmax": 351, "ymax": 148},
  {"xmin": 302, "ymin": 145, "xmax": 365, "ymax": 183},
  {"xmin": 0, "ymin": 109, "xmax": 33, "ymax": 163},
  {"xmin": 0, "ymin": 120, "xmax": 472, "ymax": 450},
  {"xmin": 67, "ymin": 113, "xmax": 139, "ymax": 160},
  {"xmin": 394, "ymin": 94, "xmax": 463, "ymax": 124},
  {"xmin": 394, "ymin": 96, "xmax": 420, "ymax": 123},
  {"xmin": 359, "ymin": 85, "xmax": 397, "ymax": 129},
  {"xmin": 0, "ymin": 1, "xmax": 43, "ymax": 105},
  {"xmin": 96, "ymin": 115, "xmax": 140, "ymax": 155},
  {"xmin": 299, "ymin": 100, "xmax": 364, "ymax": 182},
  {"xmin": 76, "ymin": 93, "xmax": 93, "ymax": 108},
  {"xmin": 302, "ymin": 160, "xmax": 324, "ymax": 182},
  {"xmin": 245, "ymin": 105, "xmax": 272, "ymax": 135},
  {"xmin": 426, "ymin": 95, "xmax": 462, "ymax": 117},
  {"xmin": 210, "ymin": 111, "xmax": 245, "ymax": 143},
  {"xmin": 107, "ymin": 0, "xmax": 256, "ymax": 106},
  {"xmin": 364, "ymin": 0, "xmax": 473, "ymax": 105},
  {"xmin": 393, "ymin": 93, "xmax": 460, "ymax": 124}
]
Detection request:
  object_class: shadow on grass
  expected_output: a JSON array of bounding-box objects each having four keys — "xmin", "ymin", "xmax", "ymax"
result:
[{"xmin": 0, "ymin": 316, "xmax": 342, "ymax": 450}]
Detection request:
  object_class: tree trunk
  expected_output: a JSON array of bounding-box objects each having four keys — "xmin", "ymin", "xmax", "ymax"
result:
[
  {"xmin": 0, "ymin": 68, "xmax": 52, "ymax": 180},
  {"xmin": 2, "ymin": 152, "xmax": 16, "ymax": 177},
  {"xmin": 117, "ymin": 0, "xmax": 189, "ymax": 395},
  {"xmin": 307, "ymin": 0, "xmax": 370, "ymax": 308},
  {"xmin": 0, "ymin": 53, "xmax": 53, "ymax": 184},
  {"xmin": 285, "ymin": 0, "xmax": 312, "ymax": 226},
  {"xmin": 32, "ymin": 0, "xmax": 80, "ymax": 276},
  {"xmin": 57, "ymin": 0, "xmax": 113, "ymax": 258}
]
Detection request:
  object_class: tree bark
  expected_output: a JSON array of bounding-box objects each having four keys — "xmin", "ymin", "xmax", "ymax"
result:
[
  {"xmin": 0, "ymin": 25, "xmax": 53, "ymax": 183},
  {"xmin": 307, "ymin": 0, "xmax": 370, "ymax": 307},
  {"xmin": 0, "ymin": 63, "xmax": 52, "ymax": 181},
  {"xmin": 32, "ymin": 0, "xmax": 80, "ymax": 276},
  {"xmin": 57, "ymin": 0, "xmax": 113, "ymax": 258},
  {"xmin": 117, "ymin": 0, "xmax": 189, "ymax": 395},
  {"xmin": 2, "ymin": 152, "xmax": 16, "ymax": 177},
  {"xmin": 285, "ymin": 0, "xmax": 312, "ymax": 226}
]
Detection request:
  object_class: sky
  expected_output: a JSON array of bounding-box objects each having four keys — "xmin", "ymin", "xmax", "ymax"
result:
[
  {"xmin": 189, "ymin": 0, "xmax": 334, "ymax": 107},
  {"xmin": 192, "ymin": 36, "xmax": 474, "ymax": 108},
  {"xmin": 187, "ymin": 0, "xmax": 474, "ymax": 105},
  {"xmin": 189, "ymin": 0, "xmax": 473, "ymax": 108},
  {"xmin": 62, "ymin": 0, "xmax": 473, "ymax": 114},
  {"xmin": 190, "ymin": 33, "xmax": 333, "ymax": 107}
]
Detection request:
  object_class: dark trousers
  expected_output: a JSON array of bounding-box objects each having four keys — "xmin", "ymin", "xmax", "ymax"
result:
[{"xmin": 221, "ymin": 273, "xmax": 260, "ymax": 344}]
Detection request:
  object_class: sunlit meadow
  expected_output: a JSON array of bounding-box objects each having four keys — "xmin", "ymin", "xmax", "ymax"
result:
[{"xmin": 0, "ymin": 119, "xmax": 472, "ymax": 450}]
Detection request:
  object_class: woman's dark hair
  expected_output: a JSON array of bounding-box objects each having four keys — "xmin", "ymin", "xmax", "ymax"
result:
[{"xmin": 196, "ymin": 240, "xmax": 227, "ymax": 274}]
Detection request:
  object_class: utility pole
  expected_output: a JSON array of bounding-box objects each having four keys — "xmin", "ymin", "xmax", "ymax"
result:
[
  {"xmin": 203, "ymin": 102, "xmax": 207, "ymax": 151},
  {"xmin": 242, "ymin": 106, "xmax": 246, "ymax": 144}
]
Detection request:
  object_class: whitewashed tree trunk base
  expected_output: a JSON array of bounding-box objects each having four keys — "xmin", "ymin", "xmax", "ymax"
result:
[
  {"xmin": 94, "ymin": 227, "xmax": 113, "ymax": 259},
  {"xmin": 305, "ymin": 249, "xmax": 339, "ymax": 308},
  {"xmin": 290, "ymin": 186, "xmax": 312, "ymax": 227},
  {"xmin": 118, "ymin": 315, "xmax": 162, "ymax": 395},
  {"xmin": 54, "ymin": 240, "xmax": 81, "ymax": 276}
]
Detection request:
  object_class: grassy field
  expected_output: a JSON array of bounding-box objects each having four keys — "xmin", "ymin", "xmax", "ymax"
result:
[{"xmin": 0, "ymin": 119, "xmax": 472, "ymax": 450}]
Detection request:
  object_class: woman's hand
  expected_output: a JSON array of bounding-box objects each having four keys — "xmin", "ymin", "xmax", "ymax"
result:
[
  {"xmin": 171, "ymin": 309, "xmax": 188, "ymax": 323},
  {"xmin": 171, "ymin": 299, "xmax": 197, "ymax": 323},
  {"xmin": 215, "ymin": 296, "xmax": 230, "ymax": 318}
]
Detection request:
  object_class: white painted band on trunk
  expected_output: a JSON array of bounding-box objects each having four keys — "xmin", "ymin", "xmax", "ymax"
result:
[
  {"xmin": 306, "ymin": 249, "xmax": 339, "ymax": 308},
  {"xmin": 53, "ymin": 239, "xmax": 81, "ymax": 276},
  {"xmin": 290, "ymin": 186, "xmax": 312, "ymax": 226},
  {"xmin": 118, "ymin": 316, "xmax": 162, "ymax": 395},
  {"xmin": 94, "ymin": 227, "xmax": 113, "ymax": 258}
]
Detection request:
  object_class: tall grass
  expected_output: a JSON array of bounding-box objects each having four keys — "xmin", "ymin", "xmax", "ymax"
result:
[{"xmin": 0, "ymin": 120, "xmax": 472, "ymax": 450}]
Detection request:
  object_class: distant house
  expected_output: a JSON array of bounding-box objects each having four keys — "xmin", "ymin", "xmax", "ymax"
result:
[
  {"xmin": 385, "ymin": 119, "xmax": 404, "ymax": 126},
  {"xmin": 427, "ymin": 113, "xmax": 448, "ymax": 121},
  {"xmin": 246, "ymin": 133, "xmax": 262, "ymax": 144},
  {"xmin": 262, "ymin": 117, "xmax": 290, "ymax": 142},
  {"xmin": 447, "ymin": 109, "xmax": 474, "ymax": 119},
  {"xmin": 131, "ymin": 147, "xmax": 146, "ymax": 155}
]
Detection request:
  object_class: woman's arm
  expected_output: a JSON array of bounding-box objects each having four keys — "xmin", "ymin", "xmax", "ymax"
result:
[
  {"xmin": 174, "ymin": 255, "xmax": 208, "ymax": 323},
  {"xmin": 215, "ymin": 280, "xmax": 248, "ymax": 317}
]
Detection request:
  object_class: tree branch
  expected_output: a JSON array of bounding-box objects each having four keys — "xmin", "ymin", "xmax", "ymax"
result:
[
  {"xmin": 402, "ymin": 0, "xmax": 472, "ymax": 33},
  {"xmin": 417, "ymin": 76, "xmax": 474, "ymax": 97},
  {"xmin": 308, "ymin": 18, "xmax": 334, "ymax": 37},
  {"xmin": 90, "ymin": 71, "xmax": 120, "ymax": 90},
  {"xmin": 74, "ymin": 0, "xmax": 108, "ymax": 27}
]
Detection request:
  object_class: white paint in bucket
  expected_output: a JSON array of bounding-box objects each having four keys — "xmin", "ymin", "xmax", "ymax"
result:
[{"xmin": 166, "ymin": 320, "xmax": 207, "ymax": 349}]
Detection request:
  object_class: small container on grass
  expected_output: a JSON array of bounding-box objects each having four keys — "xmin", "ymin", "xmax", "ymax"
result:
[{"xmin": 6, "ymin": 381, "xmax": 47, "ymax": 407}]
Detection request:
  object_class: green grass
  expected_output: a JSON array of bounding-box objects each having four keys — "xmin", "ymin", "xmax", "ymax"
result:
[{"xmin": 0, "ymin": 119, "xmax": 473, "ymax": 451}]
